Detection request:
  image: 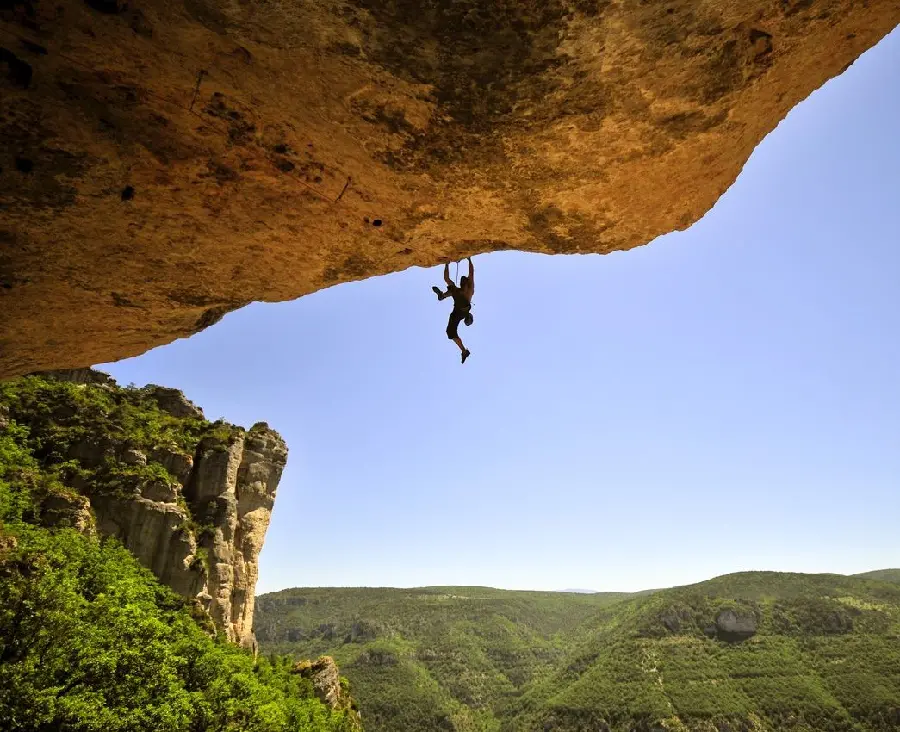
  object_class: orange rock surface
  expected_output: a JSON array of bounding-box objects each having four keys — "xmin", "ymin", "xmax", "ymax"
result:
[{"xmin": 1, "ymin": 0, "xmax": 897, "ymax": 377}]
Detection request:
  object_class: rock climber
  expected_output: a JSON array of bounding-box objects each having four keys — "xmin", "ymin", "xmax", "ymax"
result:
[{"xmin": 432, "ymin": 257, "xmax": 474, "ymax": 364}]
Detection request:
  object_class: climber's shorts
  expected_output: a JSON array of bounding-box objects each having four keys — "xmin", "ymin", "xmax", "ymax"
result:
[{"xmin": 446, "ymin": 307, "xmax": 469, "ymax": 340}]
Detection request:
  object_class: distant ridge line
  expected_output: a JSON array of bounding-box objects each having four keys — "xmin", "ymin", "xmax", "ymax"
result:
[{"xmin": 257, "ymin": 569, "xmax": 900, "ymax": 598}]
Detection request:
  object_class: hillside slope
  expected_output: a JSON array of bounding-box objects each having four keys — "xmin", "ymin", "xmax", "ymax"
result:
[
  {"xmin": 509, "ymin": 572, "xmax": 900, "ymax": 732},
  {"xmin": 257, "ymin": 574, "xmax": 900, "ymax": 732},
  {"xmin": 256, "ymin": 587, "xmax": 632, "ymax": 731},
  {"xmin": 854, "ymin": 569, "xmax": 900, "ymax": 584}
]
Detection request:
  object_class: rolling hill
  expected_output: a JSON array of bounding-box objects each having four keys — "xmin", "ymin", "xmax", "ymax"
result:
[
  {"xmin": 255, "ymin": 587, "xmax": 634, "ymax": 731},
  {"xmin": 256, "ymin": 573, "xmax": 900, "ymax": 732},
  {"xmin": 854, "ymin": 569, "xmax": 900, "ymax": 584}
]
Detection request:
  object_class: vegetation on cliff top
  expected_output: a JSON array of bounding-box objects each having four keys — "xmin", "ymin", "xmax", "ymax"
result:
[
  {"xmin": 0, "ymin": 374, "xmax": 360, "ymax": 732},
  {"xmin": 256, "ymin": 574, "xmax": 900, "ymax": 732},
  {"xmin": 0, "ymin": 375, "xmax": 229, "ymax": 502}
]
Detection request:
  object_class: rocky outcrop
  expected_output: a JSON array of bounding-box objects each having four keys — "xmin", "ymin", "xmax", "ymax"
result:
[
  {"xmin": 2, "ymin": 369, "xmax": 287, "ymax": 648},
  {"xmin": 354, "ymin": 649, "xmax": 399, "ymax": 667},
  {"xmin": 714, "ymin": 609, "xmax": 758, "ymax": 642},
  {"xmin": 150, "ymin": 444, "xmax": 194, "ymax": 485},
  {"xmin": 293, "ymin": 655, "xmax": 362, "ymax": 725},
  {"xmin": 185, "ymin": 425, "xmax": 288, "ymax": 647},
  {"xmin": 294, "ymin": 657, "xmax": 344, "ymax": 709},
  {"xmin": 36, "ymin": 369, "xmax": 116, "ymax": 387},
  {"xmin": 348, "ymin": 620, "xmax": 378, "ymax": 643},
  {"xmin": 91, "ymin": 422, "xmax": 287, "ymax": 647},
  {"xmin": 1, "ymin": 0, "xmax": 898, "ymax": 378},
  {"xmin": 40, "ymin": 491, "xmax": 95, "ymax": 535},
  {"xmin": 145, "ymin": 387, "xmax": 205, "ymax": 420},
  {"xmin": 659, "ymin": 607, "xmax": 693, "ymax": 633},
  {"xmin": 293, "ymin": 656, "xmax": 363, "ymax": 729},
  {"xmin": 91, "ymin": 490, "xmax": 207, "ymax": 598}
]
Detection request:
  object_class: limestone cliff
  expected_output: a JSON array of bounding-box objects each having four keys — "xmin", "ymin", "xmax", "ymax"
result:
[
  {"xmin": 0, "ymin": 369, "xmax": 287, "ymax": 648},
  {"xmin": 184, "ymin": 424, "xmax": 288, "ymax": 648},
  {"xmin": 0, "ymin": 0, "xmax": 897, "ymax": 378}
]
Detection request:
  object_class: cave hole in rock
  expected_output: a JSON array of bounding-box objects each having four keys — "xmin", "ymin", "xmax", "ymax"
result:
[
  {"xmin": 83, "ymin": 0, "xmax": 124, "ymax": 14},
  {"xmin": 1, "ymin": 47, "xmax": 33, "ymax": 88},
  {"xmin": 14, "ymin": 156, "xmax": 33, "ymax": 173},
  {"xmin": 121, "ymin": 185, "xmax": 135, "ymax": 201}
]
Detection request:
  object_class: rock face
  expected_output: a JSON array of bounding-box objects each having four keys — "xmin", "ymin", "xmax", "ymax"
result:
[
  {"xmin": 40, "ymin": 491, "xmax": 95, "ymax": 535},
  {"xmin": 2, "ymin": 369, "xmax": 287, "ymax": 648},
  {"xmin": 293, "ymin": 655, "xmax": 361, "ymax": 725},
  {"xmin": 0, "ymin": 0, "xmax": 897, "ymax": 378},
  {"xmin": 659, "ymin": 607, "xmax": 693, "ymax": 633},
  {"xmin": 185, "ymin": 426, "xmax": 288, "ymax": 648},
  {"xmin": 294, "ymin": 657, "xmax": 344, "ymax": 709},
  {"xmin": 714, "ymin": 608, "xmax": 758, "ymax": 642},
  {"xmin": 293, "ymin": 656, "xmax": 363, "ymax": 730},
  {"xmin": 91, "ymin": 490, "xmax": 207, "ymax": 599},
  {"xmin": 95, "ymin": 422, "xmax": 287, "ymax": 648},
  {"xmin": 348, "ymin": 620, "xmax": 378, "ymax": 643},
  {"xmin": 37, "ymin": 369, "xmax": 116, "ymax": 386},
  {"xmin": 145, "ymin": 386, "xmax": 205, "ymax": 420}
]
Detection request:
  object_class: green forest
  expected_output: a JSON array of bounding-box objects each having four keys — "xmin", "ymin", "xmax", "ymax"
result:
[
  {"xmin": 0, "ymin": 375, "xmax": 360, "ymax": 732},
  {"xmin": 256, "ymin": 573, "xmax": 900, "ymax": 732},
  {"xmin": 2, "ymin": 373, "xmax": 899, "ymax": 732}
]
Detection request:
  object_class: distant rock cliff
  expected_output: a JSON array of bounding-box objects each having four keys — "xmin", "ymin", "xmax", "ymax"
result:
[{"xmin": 0, "ymin": 370, "xmax": 287, "ymax": 648}]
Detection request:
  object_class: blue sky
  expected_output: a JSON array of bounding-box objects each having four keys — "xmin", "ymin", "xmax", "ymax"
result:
[{"xmin": 101, "ymin": 28, "xmax": 899, "ymax": 595}]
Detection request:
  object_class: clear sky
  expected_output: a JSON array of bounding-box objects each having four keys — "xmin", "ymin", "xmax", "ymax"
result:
[{"xmin": 100, "ymin": 28, "xmax": 899, "ymax": 595}]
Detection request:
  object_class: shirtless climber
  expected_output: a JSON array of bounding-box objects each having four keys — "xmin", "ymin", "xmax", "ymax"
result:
[{"xmin": 432, "ymin": 258, "xmax": 474, "ymax": 364}]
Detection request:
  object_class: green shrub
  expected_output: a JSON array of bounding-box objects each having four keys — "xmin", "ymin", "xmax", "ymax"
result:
[{"xmin": 0, "ymin": 525, "xmax": 359, "ymax": 732}]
